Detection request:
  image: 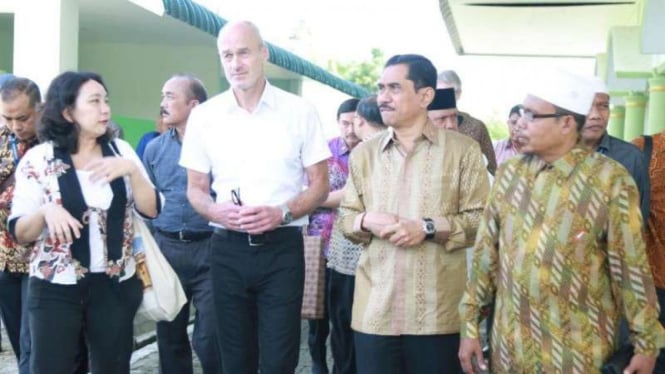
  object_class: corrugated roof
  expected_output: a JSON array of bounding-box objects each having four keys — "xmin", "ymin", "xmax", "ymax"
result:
[{"xmin": 162, "ymin": 0, "xmax": 370, "ymax": 97}]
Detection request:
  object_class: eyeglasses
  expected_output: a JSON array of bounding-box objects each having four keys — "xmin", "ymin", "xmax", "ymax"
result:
[
  {"xmin": 518, "ymin": 107, "xmax": 566, "ymax": 122},
  {"xmin": 231, "ymin": 188, "xmax": 243, "ymax": 206}
]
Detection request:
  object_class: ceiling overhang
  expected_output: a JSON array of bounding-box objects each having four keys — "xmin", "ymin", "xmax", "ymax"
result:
[{"xmin": 438, "ymin": 0, "xmax": 642, "ymax": 58}]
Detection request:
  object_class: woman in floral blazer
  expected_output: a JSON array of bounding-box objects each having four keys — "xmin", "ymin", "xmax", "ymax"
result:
[{"xmin": 8, "ymin": 71, "xmax": 160, "ymax": 374}]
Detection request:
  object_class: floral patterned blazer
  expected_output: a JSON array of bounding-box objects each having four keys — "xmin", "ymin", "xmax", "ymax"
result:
[{"xmin": 8, "ymin": 140, "xmax": 157, "ymax": 285}]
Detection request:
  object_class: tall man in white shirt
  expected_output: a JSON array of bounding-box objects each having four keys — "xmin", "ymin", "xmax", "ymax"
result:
[{"xmin": 180, "ymin": 20, "xmax": 330, "ymax": 373}]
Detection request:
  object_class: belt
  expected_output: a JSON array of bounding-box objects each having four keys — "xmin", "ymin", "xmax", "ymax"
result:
[
  {"xmin": 156, "ymin": 229, "xmax": 212, "ymax": 242},
  {"xmin": 213, "ymin": 227, "xmax": 300, "ymax": 247}
]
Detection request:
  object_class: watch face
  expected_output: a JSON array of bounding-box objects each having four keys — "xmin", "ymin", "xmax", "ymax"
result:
[
  {"xmin": 283, "ymin": 211, "xmax": 293, "ymax": 224},
  {"xmin": 425, "ymin": 221, "xmax": 436, "ymax": 234}
]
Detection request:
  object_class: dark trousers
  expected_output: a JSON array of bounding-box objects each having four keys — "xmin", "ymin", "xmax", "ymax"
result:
[
  {"xmin": 354, "ymin": 331, "xmax": 462, "ymax": 374},
  {"xmin": 328, "ymin": 270, "xmax": 356, "ymax": 374},
  {"xmin": 308, "ymin": 267, "xmax": 331, "ymax": 374},
  {"xmin": 0, "ymin": 271, "xmax": 30, "ymax": 374},
  {"xmin": 154, "ymin": 233, "xmax": 221, "ymax": 374},
  {"xmin": 28, "ymin": 274, "xmax": 142, "ymax": 374},
  {"xmin": 656, "ymin": 287, "xmax": 665, "ymax": 373},
  {"xmin": 210, "ymin": 228, "xmax": 304, "ymax": 374}
]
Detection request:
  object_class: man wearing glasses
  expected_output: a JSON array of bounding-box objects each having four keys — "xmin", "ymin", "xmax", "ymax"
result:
[
  {"xmin": 180, "ymin": 20, "xmax": 330, "ymax": 373},
  {"xmin": 459, "ymin": 71, "xmax": 665, "ymax": 373},
  {"xmin": 0, "ymin": 76, "xmax": 40, "ymax": 374}
]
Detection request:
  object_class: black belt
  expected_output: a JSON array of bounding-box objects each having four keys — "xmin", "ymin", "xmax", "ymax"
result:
[
  {"xmin": 156, "ymin": 229, "xmax": 212, "ymax": 242},
  {"xmin": 213, "ymin": 227, "xmax": 300, "ymax": 247}
]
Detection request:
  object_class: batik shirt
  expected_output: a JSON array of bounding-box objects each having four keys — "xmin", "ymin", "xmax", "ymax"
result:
[
  {"xmin": 339, "ymin": 123, "xmax": 489, "ymax": 335},
  {"xmin": 460, "ymin": 147, "xmax": 665, "ymax": 372},
  {"xmin": 634, "ymin": 132, "xmax": 665, "ymax": 290},
  {"xmin": 0, "ymin": 126, "xmax": 36, "ymax": 273},
  {"xmin": 308, "ymin": 137, "xmax": 351, "ymax": 256},
  {"xmin": 458, "ymin": 111, "xmax": 497, "ymax": 175}
]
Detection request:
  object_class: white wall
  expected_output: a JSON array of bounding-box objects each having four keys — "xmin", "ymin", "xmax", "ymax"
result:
[{"xmin": 301, "ymin": 78, "xmax": 354, "ymax": 140}]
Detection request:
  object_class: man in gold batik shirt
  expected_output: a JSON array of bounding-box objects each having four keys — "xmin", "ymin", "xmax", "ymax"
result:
[
  {"xmin": 459, "ymin": 70, "xmax": 665, "ymax": 374},
  {"xmin": 338, "ymin": 54, "xmax": 489, "ymax": 373}
]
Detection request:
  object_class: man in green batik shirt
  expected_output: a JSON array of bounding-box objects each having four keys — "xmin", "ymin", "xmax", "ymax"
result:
[{"xmin": 459, "ymin": 70, "xmax": 665, "ymax": 374}]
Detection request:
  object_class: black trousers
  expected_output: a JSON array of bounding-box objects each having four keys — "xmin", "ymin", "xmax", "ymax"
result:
[
  {"xmin": 0, "ymin": 271, "xmax": 30, "ymax": 374},
  {"xmin": 308, "ymin": 267, "xmax": 331, "ymax": 374},
  {"xmin": 656, "ymin": 287, "xmax": 665, "ymax": 373},
  {"xmin": 354, "ymin": 331, "xmax": 462, "ymax": 374},
  {"xmin": 28, "ymin": 274, "xmax": 142, "ymax": 374},
  {"xmin": 328, "ymin": 270, "xmax": 356, "ymax": 374},
  {"xmin": 210, "ymin": 228, "xmax": 304, "ymax": 374},
  {"xmin": 154, "ymin": 234, "xmax": 221, "ymax": 374}
]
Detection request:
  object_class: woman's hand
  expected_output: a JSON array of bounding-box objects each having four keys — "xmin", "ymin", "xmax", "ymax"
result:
[
  {"xmin": 41, "ymin": 203, "xmax": 83, "ymax": 244},
  {"xmin": 84, "ymin": 157, "xmax": 138, "ymax": 184}
]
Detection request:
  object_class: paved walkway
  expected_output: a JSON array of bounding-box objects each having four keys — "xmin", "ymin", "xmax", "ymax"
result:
[{"xmin": 0, "ymin": 319, "xmax": 328, "ymax": 373}]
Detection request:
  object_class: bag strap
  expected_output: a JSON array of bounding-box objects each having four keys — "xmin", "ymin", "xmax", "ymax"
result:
[{"xmin": 643, "ymin": 135, "xmax": 653, "ymax": 171}]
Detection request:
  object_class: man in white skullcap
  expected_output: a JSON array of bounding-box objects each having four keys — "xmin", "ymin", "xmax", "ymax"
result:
[
  {"xmin": 458, "ymin": 70, "xmax": 665, "ymax": 374},
  {"xmin": 581, "ymin": 78, "xmax": 650, "ymax": 222}
]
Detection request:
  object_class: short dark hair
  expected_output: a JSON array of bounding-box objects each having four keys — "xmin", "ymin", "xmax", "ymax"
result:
[
  {"xmin": 553, "ymin": 104, "xmax": 586, "ymax": 132},
  {"xmin": 337, "ymin": 98, "xmax": 359, "ymax": 120},
  {"xmin": 509, "ymin": 104, "xmax": 522, "ymax": 117},
  {"xmin": 171, "ymin": 74, "xmax": 208, "ymax": 103},
  {"xmin": 38, "ymin": 71, "xmax": 113, "ymax": 153},
  {"xmin": 0, "ymin": 77, "xmax": 41, "ymax": 109},
  {"xmin": 356, "ymin": 95, "xmax": 384, "ymax": 128},
  {"xmin": 384, "ymin": 54, "xmax": 437, "ymax": 91}
]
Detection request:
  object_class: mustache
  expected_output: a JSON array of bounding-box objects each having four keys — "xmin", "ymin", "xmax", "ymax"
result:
[
  {"xmin": 160, "ymin": 107, "xmax": 169, "ymax": 116},
  {"xmin": 379, "ymin": 104, "xmax": 393, "ymax": 111}
]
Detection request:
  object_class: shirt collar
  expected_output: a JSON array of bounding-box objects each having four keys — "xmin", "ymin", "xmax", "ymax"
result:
[
  {"xmin": 331, "ymin": 137, "xmax": 351, "ymax": 156},
  {"xmin": 379, "ymin": 119, "xmax": 439, "ymax": 152},
  {"xmin": 526, "ymin": 146, "xmax": 591, "ymax": 178},
  {"xmin": 596, "ymin": 132, "xmax": 611, "ymax": 154},
  {"xmin": 222, "ymin": 79, "xmax": 276, "ymax": 114}
]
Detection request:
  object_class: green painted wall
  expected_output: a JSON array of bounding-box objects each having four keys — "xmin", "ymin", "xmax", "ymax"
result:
[
  {"xmin": 0, "ymin": 15, "xmax": 13, "ymax": 73},
  {"xmin": 112, "ymin": 115, "xmax": 155, "ymax": 148},
  {"xmin": 79, "ymin": 41, "xmax": 222, "ymax": 120}
]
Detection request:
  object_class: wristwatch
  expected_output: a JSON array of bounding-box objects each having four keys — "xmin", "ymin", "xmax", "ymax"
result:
[
  {"xmin": 422, "ymin": 218, "xmax": 436, "ymax": 240},
  {"xmin": 280, "ymin": 204, "xmax": 293, "ymax": 225}
]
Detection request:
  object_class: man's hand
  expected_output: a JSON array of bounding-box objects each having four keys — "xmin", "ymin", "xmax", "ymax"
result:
[
  {"xmin": 459, "ymin": 337, "xmax": 487, "ymax": 374},
  {"xmin": 379, "ymin": 218, "xmax": 426, "ymax": 248},
  {"xmin": 207, "ymin": 201, "xmax": 242, "ymax": 230},
  {"xmin": 361, "ymin": 212, "xmax": 398, "ymax": 236},
  {"xmin": 237, "ymin": 205, "xmax": 282, "ymax": 234},
  {"xmin": 623, "ymin": 353, "xmax": 656, "ymax": 374}
]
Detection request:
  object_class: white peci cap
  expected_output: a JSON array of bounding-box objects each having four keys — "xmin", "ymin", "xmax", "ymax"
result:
[{"xmin": 527, "ymin": 69, "xmax": 596, "ymax": 115}]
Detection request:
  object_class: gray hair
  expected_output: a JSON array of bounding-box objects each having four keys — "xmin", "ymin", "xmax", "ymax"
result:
[{"xmin": 437, "ymin": 70, "xmax": 462, "ymax": 96}]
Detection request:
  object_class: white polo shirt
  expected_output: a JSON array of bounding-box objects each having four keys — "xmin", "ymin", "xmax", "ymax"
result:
[{"xmin": 179, "ymin": 81, "xmax": 331, "ymax": 227}]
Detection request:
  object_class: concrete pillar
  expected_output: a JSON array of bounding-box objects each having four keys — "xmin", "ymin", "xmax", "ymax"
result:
[
  {"xmin": 624, "ymin": 92, "xmax": 647, "ymax": 141},
  {"xmin": 608, "ymin": 105, "xmax": 625, "ymax": 139},
  {"xmin": 13, "ymin": 0, "xmax": 78, "ymax": 94},
  {"xmin": 647, "ymin": 75, "xmax": 665, "ymax": 134}
]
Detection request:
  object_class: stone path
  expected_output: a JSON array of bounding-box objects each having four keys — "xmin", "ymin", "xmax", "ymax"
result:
[{"xmin": 0, "ymin": 319, "xmax": 329, "ymax": 373}]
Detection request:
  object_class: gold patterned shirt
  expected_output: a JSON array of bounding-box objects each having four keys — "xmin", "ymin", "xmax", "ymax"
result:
[
  {"xmin": 0, "ymin": 126, "xmax": 34, "ymax": 273},
  {"xmin": 460, "ymin": 147, "xmax": 665, "ymax": 372},
  {"xmin": 338, "ymin": 123, "xmax": 489, "ymax": 335}
]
